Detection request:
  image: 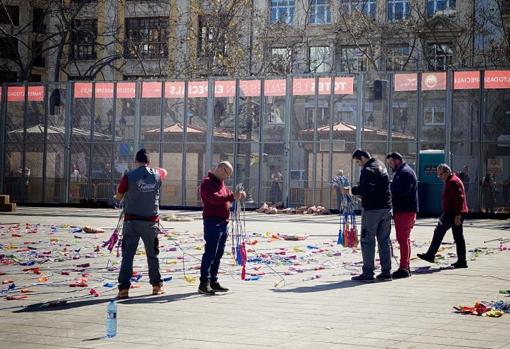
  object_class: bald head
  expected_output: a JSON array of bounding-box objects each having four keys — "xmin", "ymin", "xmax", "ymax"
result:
[{"xmin": 214, "ymin": 161, "xmax": 233, "ymax": 181}]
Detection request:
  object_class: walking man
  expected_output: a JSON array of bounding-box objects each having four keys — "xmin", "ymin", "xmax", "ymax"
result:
[
  {"xmin": 418, "ymin": 164, "xmax": 469, "ymax": 269},
  {"xmin": 199, "ymin": 161, "xmax": 245, "ymax": 295},
  {"xmin": 332, "ymin": 169, "xmax": 351, "ymax": 212},
  {"xmin": 115, "ymin": 149, "xmax": 167, "ymax": 299},
  {"xmin": 386, "ymin": 152, "xmax": 418, "ymax": 279},
  {"xmin": 350, "ymin": 150, "xmax": 393, "ymax": 282}
]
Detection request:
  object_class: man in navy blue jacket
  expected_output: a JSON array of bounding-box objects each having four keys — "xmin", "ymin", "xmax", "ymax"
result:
[
  {"xmin": 350, "ymin": 150, "xmax": 392, "ymax": 282},
  {"xmin": 386, "ymin": 152, "xmax": 418, "ymax": 279}
]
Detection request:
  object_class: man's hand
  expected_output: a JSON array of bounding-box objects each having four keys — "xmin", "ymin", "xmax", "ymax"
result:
[
  {"xmin": 454, "ymin": 215, "xmax": 462, "ymax": 226},
  {"xmin": 234, "ymin": 191, "xmax": 246, "ymax": 200}
]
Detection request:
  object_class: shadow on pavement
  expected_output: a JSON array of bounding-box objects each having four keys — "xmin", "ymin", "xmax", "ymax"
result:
[
  {"xmin": 12, "ymin": 291, "xmax": 197, "ymax": 313},
  {"xmin": 272, "ymin": 279, "xmax": 373, "ymax": 293}
]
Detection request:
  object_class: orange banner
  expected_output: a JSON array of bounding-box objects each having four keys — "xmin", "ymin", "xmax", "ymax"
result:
[
  {"xmin": 94, "ymin": 82, "xmax": 114, "ymax": 98},
  {"xmin": 484, "ymin": 70, "xmax": 510, "ymax": 89},
  {"xmin": 116, "ymin": 82, "xmax": 136, "ymax": 99},
  {"xmin": 239, "ymin": 80, "xmax": 260, "ymax": 97},
  {"xmin": 165, "ymin": 81, "xmax": 185, "ymax": 98},
  {"xmin": 214, "ymin": 80, "xmax": 236, "ymax": 97},
  {"xmin": 74, "ymin": 83, "xmax": 92, "ymax": 98},
  {"xmin": 422, "ymin": 72, "xmax": 446, "ymax": 91},
  {"xmin": 454, "ymin": 71, "xmax": 480, "ymax": 90},
  {"xmin": 394, "ymin": 73, "xmax": 417, "ymax": 92},
  {"xmin": 142, "ymin": 82, "xmax": 162, "ymax": 98},
  {"xmin": 8, "ymin": 86, "xmax": 45, "ymax": 102},
  {"xmin": 264, "ymin": 79, "xmax": 286, "ymax": 96},
  {"xmin": 188, "ymin": 81, "xmax": 209, "ymax": 98}
]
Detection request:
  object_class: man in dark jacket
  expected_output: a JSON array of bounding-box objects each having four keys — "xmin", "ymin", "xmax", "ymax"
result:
[
  {"xmin": 418, "ymin": 163, "xmax": 469, "ymax": 268},
  {"xmin": 199, "ymin": 161, "xmax": 245, "ymax": 295},
  {"xmin": 350, "ymin": 150, "xmax": 392, "ymax": 282},
  {"xmin": 115, "ymin": 149, "xmax": 167, "ymax": 299},
  {"xmin": 386, "ymin": 152, "xmax": 418, "ymax": 279}
]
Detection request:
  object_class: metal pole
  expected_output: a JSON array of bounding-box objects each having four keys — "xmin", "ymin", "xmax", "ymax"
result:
[
  {"xmin": 181, "ymin": 80, "xmax": 188, "ymax": 206},
  {"xmin": 355, "ymin": 73, "xmax": 364, "ymax": 182},
  {"xmin": 328, "ymin": 76, "xmax": 334, "ymax": 210},
  {"xmin": 205, "ymin": 78, "xmax": 214, "ymax": 173},
  {"xmin": 478, "ymin": 70, "xmax": 485, "ymax": 213},
  {"xmin": 445, "ymin": 69, "xmax": 453, "ymax": 164},
  {"xmin": 87, "ymin": 82, "xmax": 96, "ymax": 200},
  {"xmin": 257, "ymin": 79, "xmax": 264, "ymax": 207},
  {"xmin": 134, "ymin": 80, "xmax": 141, "ymax": 154},
  {"xmin": 387, "ymin": 75, "xmax": 393, "ymax": 154},
  {"xmin": 233, "ymin": 79, "xmax": 240, "ymax": 186},
  {"xmin": 159, "ymin": 81, "xmax": 165, "ymax": 168},
  {"xmin": 21, "ymin": 82, "xmax": 28, "ymax": 203},
  {"xmin": 283, "ymin": 77, "xmax": 292, "ymax": 207},
  {"xmin": 0, "ymin": 83, "xmax": 6, "ymax": 194},
  {"xmin": 63, "ymin": 80, "xmax": 73, "ymax": 203},
  {"xmin": 111, "ymin": 82, "xmax": 117, "ymax": 204},
  {"xmin": 312, "ymin": 76, "xmax": 319, "ymax": 205},
  {"xmin": 42, "ymin": 83, "xmax": 49, "ymax": 202},
  {"xmin": 416, "ymin": 72, "xmax": 423, "ymax": 179}
]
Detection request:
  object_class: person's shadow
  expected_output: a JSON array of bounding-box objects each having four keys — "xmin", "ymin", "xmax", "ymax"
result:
[
  {"xmin": 272, "ymin": 279, "xmax": 375, "ymax": 294},
  {"xmin": 12, "ymin": 291, "xmax": 198, "ymax": 313}
]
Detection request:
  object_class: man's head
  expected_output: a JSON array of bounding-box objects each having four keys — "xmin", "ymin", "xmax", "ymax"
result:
[
  {"xmin": 352, "ymin": 149, "xmax": 371, "ymax": 167},
  {"xmin": 463, "ymin": 165, "xmax": 469, "ymax": 173},
  {"xmin": 135, "ymin": 148, "xmax": 150, "ymax": 166},
  {"xmin": 337, "ymin": 169, "xmax": 344, "ymax": 176},
  {"xmin": 214, "ymin": 161, "xmax": 233, "ymax": 181},
  {"xmin": 436, "ymin": 163, "xmax": 452, "ymax": 182},
  {"xmin": 386, "ymin": 152, "xmax": 403, "ymax": 172}
]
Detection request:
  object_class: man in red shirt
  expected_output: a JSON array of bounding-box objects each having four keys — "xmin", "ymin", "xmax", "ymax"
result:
[
  {"xmin": 418, "ymin": 163, "xmax": 469, "ymax": 268},
  {"xmin": 199, "ymin": 161, "xmax": 245, "ymax": 295}
]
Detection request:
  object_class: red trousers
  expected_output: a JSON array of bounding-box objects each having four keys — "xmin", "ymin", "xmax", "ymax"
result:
[{"xmin": 393, "ymin": 212, "xmax": 416, "ymax": 270}]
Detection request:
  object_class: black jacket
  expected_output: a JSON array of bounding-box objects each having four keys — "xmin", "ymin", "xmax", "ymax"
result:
[
  {"xmin": 351, "ymin": 158, "xmax": 392, "ymax": 210},
  {"xmin": 390, "ymin": 162, "xmax": 418, "ymax": 213}
]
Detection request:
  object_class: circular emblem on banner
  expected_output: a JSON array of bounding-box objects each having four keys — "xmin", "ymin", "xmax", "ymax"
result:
[{"xmin": 424, "ymin": 75, "xmax": 438, "ymax": 89}]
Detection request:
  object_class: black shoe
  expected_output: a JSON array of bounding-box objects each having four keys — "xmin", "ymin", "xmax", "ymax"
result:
[
  {"xmin": 417, "ymin": 253, "xmax": 435, "ymax": 263},
  {"xmin": 351, "ymin": 274, "xmax": 374, "ymax": 282},
  {"xmin": 210, "ymin": 281, "xmax": 229, "ymax": 292},
  {"xmin": 451, "ymin": 261, "xmax": 468, "ymax": 269},
  {"xmin": 391, "ymin": 268, "xmax": 411, "ymax": 279},
  {"xmin": 376, "ymin": 273, "xmax": 392, "ymax": 281},
  {"xmin": 198, "ymin": 282, "xmax": 216, "ymax": 295}
]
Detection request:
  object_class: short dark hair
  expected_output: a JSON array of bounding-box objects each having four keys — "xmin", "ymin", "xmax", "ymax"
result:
[
  {"xmin": 386, "ymin": 152, "xmax": 403, "ymax": 162},
  {"xmin": 352, "ymin": 149, "xmax": 370, "ymax": 160},
  {"xmin": 135, "ymin": 148, "xmax": 150, "ymax": 164}
]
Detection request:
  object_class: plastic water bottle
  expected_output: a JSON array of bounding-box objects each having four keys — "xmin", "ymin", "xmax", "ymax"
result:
[{"xmin": 106, "ymin": 300, "xmax": 117, "ymax": 338}]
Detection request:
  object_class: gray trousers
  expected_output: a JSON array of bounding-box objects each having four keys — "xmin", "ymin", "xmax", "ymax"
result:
[
  {"xmin": 118, "ymin": 220, "xmax": 162, "ymax": 290},
  {"xmin": 360, "ymin": 208, "xmax": 392, "ymax": 276}
]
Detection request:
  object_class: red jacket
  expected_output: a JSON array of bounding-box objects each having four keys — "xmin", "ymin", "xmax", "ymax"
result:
[
  {"xmin": 200, "ymin": 172, "xmax": 234, "ymax": 221},
  {"xmin": 443, "ymin": 174, "xmax": 469, "ymax": 214}
]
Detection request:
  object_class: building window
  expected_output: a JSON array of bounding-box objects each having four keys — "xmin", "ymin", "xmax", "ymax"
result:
[
  {"xmin": 424, "ymin": 106, "xmax": 445, "ymax": 125},
  {"xmin": 309, "ymin": 0, "xmax": 331, "ymax": 24},
  {"xmin": 309, "ymin": 46, "xmax": 331, "ymax": 73},
  {"xmin": 387, "ymin": 0, "xmax": 410, "ymax": 21},
  {"xmin": 0, "ymin": 5, "xmax": 19, "ymax": 26},
  {"xmin": 386, "ymin": 45, "xmax": 411, "ymax": 70},
  {"xmin": 0, "ymin": 37, "xmax": 17, "ymax": 59},
  {"xmin": 427, "ymin": 0, "xmax": 456, "ymax": 16},
  {"xmin": 197, "ymin": 15, "xmax": 227, "ymax": 58},
  {"xmin": 33, "ymin": 8, "xmax": 46, "ymax": 33},
  {"xmin": 270, "ymin": 47, "xmax": 293, "ymax": 75},
  {"xmin": 427, "ymin": 43, "xmax": 453, "ymax": 70},
  {"xmin": 341, "ymin": 0, "xmax": 376, "ymax": 18},
  {"xmin": 339, "ymin": 46, "xmax": 369, "ymax": 72},
  {"xmin": 71, "ymin": 19, "xmax": 97, "ymax": 60},
  {"xmin": 32, "ymin": 41, "xmax": 45, "ymax": 67},
  {"xmin": 125, "ymin": 17, "xmax": 169, "ymax": 59},
  {"xmin": 271, "ymin": 0, "xmax": 295, "ymax": 24}
]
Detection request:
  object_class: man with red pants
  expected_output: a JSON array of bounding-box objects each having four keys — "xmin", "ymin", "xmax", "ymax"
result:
[
  {"xmin": 418, "ymin": 163, "xmax": 469, "ymax": 268},
  {"xmin": 198, "ymin": 161, "xmax": 245, "ymax": 295},
  {"xmin": 386, "ymin": 152, "xmax": 418, "ymax": 279}
]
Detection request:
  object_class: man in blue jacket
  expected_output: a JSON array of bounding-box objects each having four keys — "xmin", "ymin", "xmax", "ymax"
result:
[
  {"xmin": 350, "ymin": 150, "xmax": 392, "ymax": 282},
  {"xmin": 386, "ymin": 152, "xmax": 418, "ymax": 279}
]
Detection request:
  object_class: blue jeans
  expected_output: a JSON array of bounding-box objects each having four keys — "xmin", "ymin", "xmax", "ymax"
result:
[
  {"xmin": 200, "ymin": 218, "xmax": 228, "ymax": 284},
  {"xmin": 360, "ymin": 208, "xmax": 392, "ymax": 276}
]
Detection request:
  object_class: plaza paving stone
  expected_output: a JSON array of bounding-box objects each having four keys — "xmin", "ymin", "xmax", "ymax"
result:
[{"xmin": 0, "ymin": 207, "xmax": 509, "ymax": 349}]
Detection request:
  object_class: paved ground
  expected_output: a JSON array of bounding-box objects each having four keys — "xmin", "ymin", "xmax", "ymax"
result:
[{"xmin": 0, "ymin": 207, "xmax": 509, "ymax": 349}]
